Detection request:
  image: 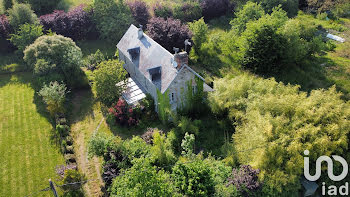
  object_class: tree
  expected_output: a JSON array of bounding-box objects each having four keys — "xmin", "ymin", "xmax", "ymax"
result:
[
  {"xmin": 127, "ymin": 0, "xmax": 150, "ymax": 27},
  {"xmin": 111, "ymin": 157, "xmax": 177, "ymax": 196},
  {"xmin": 0, "ymin": 14, "xmax": 13, "ymax": 52},
  {"xmin": 188, "ymin": 17, "xmax": 208, "ymax": 55},
  {"xmin": 200, "ymin": 0, "xmax": 233, "ymax": 20},
  {"xmin": 39, "ymin": 5, "xmax": 95, "ymax": 40},
  {"xmin": 94, "ymin": 59, "xmax": 127, "ymax": 106},
  {"xmin": 172, "ymin": 158, "xmax": 215, "ymax": 196},
  {"xmin": 38, "ymin": 81, "xmax": 68, "ymax": 116},
  {"xmin": 93, "ymin": 0, "xmax": 134, "ymax": 44},
  {"xmin": 147, "ymin": 17, "xmax": 192, "ymax": 52},
  {"xmin": 181, "ymin": 132, "xmax": 195, "ymax": 157},
  {"xmin": 152, "ymin": 2, "xmax": 173, "ymax": 19},
  {"xmin": 208, "ymin": 74, "xmax": 350, "ymax": 195},
  {"xmin": 24, "ymin": 34, "xmax": 85, "ymax": 88},
  {"xmin": 8, "ymin": 3, "xmax": 37, "ymax": 30},
  {"xmin": 230, "ymin": 2, "xmax": 265, "ymax": 34},
  {"xmin": 239, "ymin": 7, "xmax": 288, "ymax": 74},
  {"xmin": 9, "ymin": 23, "xmax": 43, "ymax": 53},
  {"xmin": 252, "ymin": 0, "xmax": 299, "ymax": 17},
  {"xmin": 26, "ymin": 0, "xmax": 61, "ymax": 15},
  {"xmin": 173, "ymin": 1, "xmax": 202, "ymax": 22},
  {"xmin": 2, "ymin": 0, "xmax": 13, "ymax": 12}
]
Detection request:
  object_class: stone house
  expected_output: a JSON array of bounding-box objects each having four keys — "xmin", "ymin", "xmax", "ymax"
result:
[{"xmin": 116, "ymin": 24, "xmax": 213, "ymax": 112}]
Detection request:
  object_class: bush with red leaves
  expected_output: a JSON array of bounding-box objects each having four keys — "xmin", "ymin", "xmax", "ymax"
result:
[
  {"xmin": 200, "ymin": 0, "xmax": 233, "ymax": 20},
  {"xmin": 0, "ymin": 15, "xmax": 14, "ymax": 52},
  {"xmin": 40, "ymin": 5, "xmax": 95, "ymax": 40},
  {"xmin": 147, "ymin": 17, "xmax": 192, "ymax": 52},
  {"xmin": 108, "ymin": 98, "xmax": 139, "ymax": 127},
  {"xmin": 226, "ymin": 165, "xmax": 262, "ymax": 196},
  {"xmin": 128, "ymin": 0, "xmax": 150, "ymax": 27}
]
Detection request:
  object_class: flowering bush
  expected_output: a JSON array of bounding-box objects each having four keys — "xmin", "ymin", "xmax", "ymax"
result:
[
  {"xmin": 40, "ymin": 5, "xmax": 95, "ymax": 40},
  {"xmin": 226, "ymin": 165, "xmax": 262, "ymax": 196},
  {"xmin": 128, "ymin": 0, "xmax": 150, "ymax": 27},
  {"xmin": 147, "ymin": 17, "xmax": 192, "ymax": 52},
  {"xmin": 108, "ymin": 98, "xmax": 139, "ymax": 127}
]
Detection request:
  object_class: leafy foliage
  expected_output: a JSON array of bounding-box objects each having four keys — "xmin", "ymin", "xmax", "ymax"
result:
[
  {"xmin": 252, "ymin": 0, "xmax": 299, "ymax": 17},
  {"xmin": 151, "ymin": 130, "xmax": 176, "ymax": 167},
  {"xmin": 209, "ymin": 74, "xmax": 350, "ymax": 195},
  {"xmin": 24, "ymin": 34, "xmax": 85, "ymax": 88},
  {"xmin": 26, "ymin": 0, "xmax": 61, "ymax": 15},
  {"xmin": 108, "ymin": 98, "xmax": 139, "ymax": 127},
  {"xmin": 8, "ymin": 3, "xmax": 38, "ymax": 30},
  {"xmin": 230, "ymin": 2, "xmax": 265, "ymax": 34},
  {"xmin": 9, "ymin": 23, "xmax": 43, "ymax": 53},
  {"xmin": 0, "ymin": 14, "xmax": 13, "ymax": 52},
  {"xmin": 226, "ymin": 165, "xmax": 262, "ymax": 196},
  {"xmin": 1, "ymin": 0, "xmax": 12, "ymax": 12},
  {"xmin": 93, "ymin": 0, "xmax": 134, "ymax": 44},
  {"xmin": 181, "ymin": 132, "xmax": 195, "ymax": 157},
  {"xmin": 61, "ymin": 169, "xmax": 86, "ymax": 194},
  {"xmin": 173, "ymin": 1, "xmax": 202, "ymax": 22},
  {"xmin": 172, "ymin": 158, "xmax": 215, "ymax": 196},
  {"xmin": 85, "ymin": 49, "xmax": 105, "ymax": 70},
  {"xmin": 39, "ymin": 5, "xmax": 95, "ymax": 40},
  {"xmin": 152, "ymin": 2, "xmax": 173, "ymax": 19},
  {"xmin": 189, "ymin": 17, "xmax": 208, "ymax": 55},
  {"xmin": 127, "ymin": 0, "xmax": 150, "ymax": 27},
  {"xmin": 111, "ymin": 157, "xmax": 177, "ymax": 196},
  {"xmin": 200, "ymin": 0, "xmax": 233, "ymax": 20},
  {"xmin": 94, "ymin": 59, "xmax": 127, "ymax": 106},
  {"xmin": 38, "ymin": 81, "xmax": 68, "ymax": 116},
  {"xmin": 147, "ymin": 17, "xmax": 192, "ymax": 52},
  {"xmin": 88, "ymin": 132, "xmax": 120, "ymax": 157}
]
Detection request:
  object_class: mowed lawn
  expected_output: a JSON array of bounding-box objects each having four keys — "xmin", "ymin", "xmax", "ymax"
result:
[{"xmin": 0, "ymin": 73, "xmax": 64, "ymax": 197}]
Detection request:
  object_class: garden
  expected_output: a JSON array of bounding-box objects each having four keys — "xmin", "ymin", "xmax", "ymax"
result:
[{"xmin": 0, "ymin": 0, "xmax": 350, "ymax": 196}]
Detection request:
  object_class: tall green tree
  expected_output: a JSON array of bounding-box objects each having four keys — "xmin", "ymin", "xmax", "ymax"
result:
[
  {"xmin": 230, "ymin": 2, "xmax": 265, "ymax": 34},
  {"xmin": 8, "ymin": 3, "xmax": 37, "ymax": 30},
  {"xmin": 93, "ymin": 0, "xmax": 134, "ymax": 44},
  {"xmin": 9, "ymin": 23, "xmax": 43, "ymax": 53},
  {"xmin": 189, "ymin": 17, "xmax": 208, "ymax": 56},
  {"xmin": 94, "ymin": 59, "xmax": 127, "ymax": 106}
]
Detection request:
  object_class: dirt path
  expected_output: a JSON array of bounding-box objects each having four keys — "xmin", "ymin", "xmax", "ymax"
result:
[{"xmin": 70, "ymin": 90, "xmax": 105, "ymax": 197}]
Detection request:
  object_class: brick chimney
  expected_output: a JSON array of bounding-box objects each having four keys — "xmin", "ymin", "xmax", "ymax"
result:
[{"xmin": 174, "ymin": 51, "xmax": 188, "ymax": 70}]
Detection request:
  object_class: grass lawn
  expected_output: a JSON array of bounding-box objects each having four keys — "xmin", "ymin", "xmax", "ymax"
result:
[{"xmin": 0, "ymin": 72, "xmax": 65, "ymax": 197}]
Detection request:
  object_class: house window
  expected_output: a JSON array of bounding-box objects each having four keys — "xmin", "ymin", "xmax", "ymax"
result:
[
  {"xmin": 170, "ymin": 92, "xmax": 176, "ymax": 103},
  {"xmin": 192, "ymin": 85, "xmax": 196, "ymax": 95}
]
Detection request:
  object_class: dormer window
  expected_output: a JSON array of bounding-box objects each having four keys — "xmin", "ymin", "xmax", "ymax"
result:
[{"xmin": 127, "ymin": 47, "xmax": 140, "ymax": 61}]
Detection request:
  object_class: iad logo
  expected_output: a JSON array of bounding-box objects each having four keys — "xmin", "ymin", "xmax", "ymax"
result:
[{"xmin": 304, "ymin": 150, "xmax": 349, "ymax": 196}]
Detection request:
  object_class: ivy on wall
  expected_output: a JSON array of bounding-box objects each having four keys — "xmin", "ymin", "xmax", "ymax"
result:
[{"xmin": 157, "ymin": 89, "xmax": 171, "ymax": 123}]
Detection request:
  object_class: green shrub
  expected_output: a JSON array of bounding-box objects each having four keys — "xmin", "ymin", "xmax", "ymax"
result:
[
  {"xmin": 85, "ymin": 49, "xmax": 105, "ymax": 70},
  {"xmin": 172, "ymin": 158, "xmax": 215, "ymax": 196},
  {"xmin": 332, "ymin": 2, "xmax": 350, "ymax": 18},
  {"xmin": 173, "ymin": 1, "xmax": 202, "ymax": 22},
  {"xmin": 94, "ymin": 59, "xmax": 127, "ymax": 106},
  {"xmin": 24, "ymin": 34, "xmax": 86, "ymax": 88},
  {"xmin": 8, "ymin": 3, "xmax": 37, "ymax": 30},
  {"xmin": 56, "ymin": 124, "xmax": 70, "ymax": 137},
  {"xmin": 111, "ymin": 157, "xmax": 177, "ymax": 196},
  {"xmin": 88, "ymin": 132, "xmax": 121, "ymax": 157},
  {"xmin": 230, "ymin": 2, "xmax": 265, "ymax": 34},
  {"xmin": 2, "ymin": 0, "xmax": 13, "ymax": 12},
  {"xmin": 188, "ymin": 17, "xmax": 208, "ymax": 56},
  {"xmin": 9, "ymin": 23, "xmax": 43, "ymax": 53},
  {"xmin": 93, "ymin": 0, "xmax": 134, "ymax": 44},
  {"xmin": 150, "ymin": 130, "xmax": 176, "ymax": 168},
  {"xmin": 26, "ymin": 0, "xmax": 61, "ymax": 15},
  {"xmin": 61, "ymin": 169, "xmax": 86, "ymax": 192},
  {"xmin": 38, "ymin": 81, "xmax": 68, "ymax": 116}
]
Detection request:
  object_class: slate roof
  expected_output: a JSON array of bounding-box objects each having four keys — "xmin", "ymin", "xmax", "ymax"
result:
[{"xmin": 117, "ymin": 24, "xmax": 178, "ymax": 93}]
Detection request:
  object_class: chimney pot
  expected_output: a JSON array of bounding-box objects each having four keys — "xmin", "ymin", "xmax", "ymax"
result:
[
  {"xmin": 174, "ymin": 51, "xmax": 188, "ymax": 70},
  {"xmin": 138, "ymin": 25, "xmax": 143, "ymax": 39}
]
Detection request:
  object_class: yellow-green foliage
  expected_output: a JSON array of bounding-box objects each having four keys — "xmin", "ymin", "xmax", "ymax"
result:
[
  {"xmin": 209, "ymin": 74, "xmax": 350, "ymax": 195},
  {"xmin": 157, "ymin": 89, "xmax": 171, "ymax": 123}
]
